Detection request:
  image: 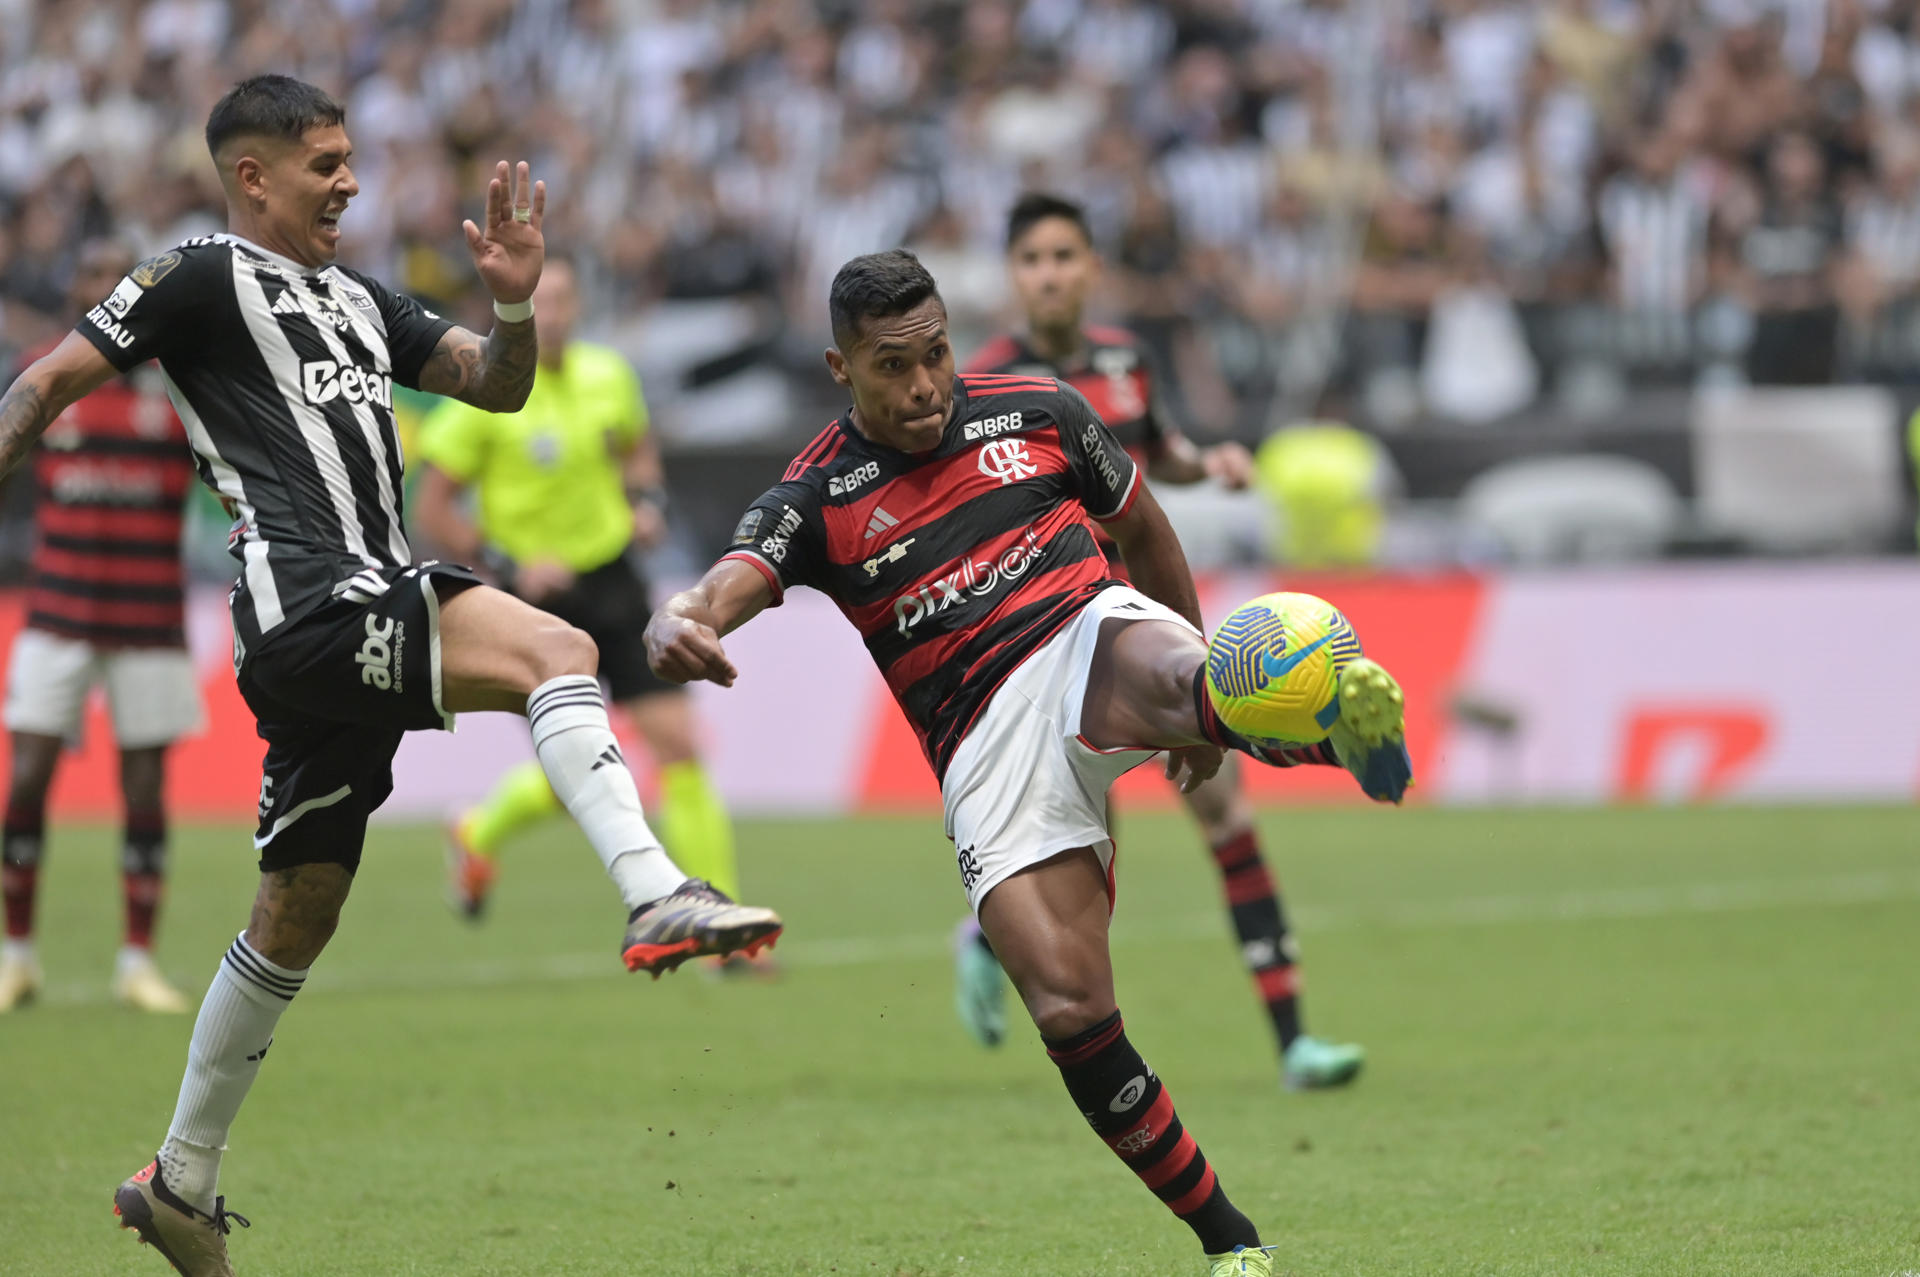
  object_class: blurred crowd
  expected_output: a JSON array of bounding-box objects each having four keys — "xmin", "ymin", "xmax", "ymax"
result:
[{"xmin": 8, "ymin": 0, "xmax": 1920, "ymax": 439}]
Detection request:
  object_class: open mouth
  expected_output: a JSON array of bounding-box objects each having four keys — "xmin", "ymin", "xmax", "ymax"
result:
[{"xmin": 317, "ymin": 210, "xmax": 344, "ymax": 238}]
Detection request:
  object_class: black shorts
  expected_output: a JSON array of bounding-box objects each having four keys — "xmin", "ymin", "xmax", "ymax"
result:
[
  {"xmin": 531, "ymin": 550, "xmax": 678, "ymax": 703},
  {"xmin": 237, "ymin": 562, "xmax": 481, "ymax": 874}
]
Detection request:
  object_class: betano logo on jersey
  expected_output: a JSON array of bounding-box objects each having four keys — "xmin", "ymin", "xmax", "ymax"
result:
[
  {"xmin": 891, "ymin": 527, "xmax": 1045, "ymax": 635},
  {"xmin": 301, "ymin": 360, "xmax": 393, "ymax": 409}
]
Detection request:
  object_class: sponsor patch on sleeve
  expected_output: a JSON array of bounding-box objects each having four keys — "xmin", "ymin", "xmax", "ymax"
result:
[
  {"xmin": 130, "ymin": 251, "xmax": 182, "ymax": 289},
  {"xmin": 102, "ymin": 276, "xmax": 142, "ymax": 319},
  {"xmin": 731, "ymin": 509, "xmax": 764, "ymax": 545}
]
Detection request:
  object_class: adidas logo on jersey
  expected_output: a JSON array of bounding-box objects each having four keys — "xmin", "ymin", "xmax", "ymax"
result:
[
  {"xmin": 962, "ymin": 411, "xmax": 1024, "ymax": 441},
  {"xmin": 865, "ymin": 507, "xmax": 899, "ymax": 540},
  {"xmin": 829, "ymin": 461, "xmax": 880, "ymax": 496},
  {"xmin": 270, "ymin": 290, "xmax": 303, "ymax": 316}
]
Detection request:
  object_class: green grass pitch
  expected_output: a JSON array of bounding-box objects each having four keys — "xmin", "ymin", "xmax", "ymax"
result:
[{"xmin": 2, "ymin": 805, "xmax": 1916, "ymax": 1276}]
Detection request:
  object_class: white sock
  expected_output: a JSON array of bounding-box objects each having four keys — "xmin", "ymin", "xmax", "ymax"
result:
[
  {"xmin": 2, "ymin": 938, "xmax": 33, "ymax": 965},
  {"xmin": 526, "ymin": 676, "xmax": 687, "ymax": 910},
  {"xmin": 158, "ymin": 933, "xmax": 305, "ymax": 1212}
]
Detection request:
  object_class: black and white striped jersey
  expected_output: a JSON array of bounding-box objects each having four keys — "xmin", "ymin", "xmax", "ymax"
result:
[{"xmin": 73, "ymin": 233, "xmax": 454, "ymax": 646}]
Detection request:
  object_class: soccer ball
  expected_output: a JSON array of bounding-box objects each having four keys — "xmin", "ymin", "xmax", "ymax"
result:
[{"xmin": 1205, "ymin": 591, "xmax": 1363, "ymax": 747}]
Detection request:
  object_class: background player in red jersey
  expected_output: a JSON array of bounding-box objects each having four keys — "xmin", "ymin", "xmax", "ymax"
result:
[
  {"xmin": 0, "ymin": 241, "xmax": 202, "ymax": 1014},
  {"xmin": 956, "ymin": 193, "xmax": 1364, "ymax": 1090},
  {"xmin": 645, "ymin": 251, "xmax": 1410, "ymax": 1275}
]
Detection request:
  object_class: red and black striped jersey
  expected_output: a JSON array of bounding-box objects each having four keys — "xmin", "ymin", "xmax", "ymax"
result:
[
  {"xmin": 24, "ymin": 356, "xmax": 192, "ymax": 648},
  {"xmin": 966, "ymin": 325, "xmax": 1173, "ymax": 462},
  {"xmin": 721, "ymin": 373, "xmax": 1140, "ymax": 780}
]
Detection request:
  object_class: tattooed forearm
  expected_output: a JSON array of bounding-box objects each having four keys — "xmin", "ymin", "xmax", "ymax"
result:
[
  {"xmin": 0, "ymin": 379, "xmax": 52, "ymax": 478},
  {"xmin": 421, "ymin": 319, "xmax": 538, "ymax": 411}
]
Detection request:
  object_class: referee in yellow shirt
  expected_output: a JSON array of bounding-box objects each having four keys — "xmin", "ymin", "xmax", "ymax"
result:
[{"xmin": 417, "ymin": 258, "xmax": 739, "ymax": 928}]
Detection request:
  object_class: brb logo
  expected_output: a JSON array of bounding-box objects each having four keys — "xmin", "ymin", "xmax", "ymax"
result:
[
  {"xmin": 977, "ymin": 438, "xmax": 1037, "ymax": 485},
  {"xmin": 892, "ymin": 529, "xmax": 1045, "ymax": 635},
  {"xmin": 962, "ymin": 411, "xmax": 1023, "ymax": 441},
  {"xmin": 829, "ymin": 461, "xmax": 880, "ymax": 496},
  {"xmin": 302, "ymin": 360, "xmax": 393, "ymax": 409},
  {"xmin": 356, "ymin": 613, "xmax": 404, "ymax": 690}
]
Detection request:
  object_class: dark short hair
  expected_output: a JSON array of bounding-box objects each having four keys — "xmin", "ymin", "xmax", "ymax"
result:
[
  {"xmin": 1006, "ymin": 192, "xmax": 1092, "ymax": 252},
  {"xmin": 828, "ymin": 249, "xmax": 942, "ymax": 348},
  {"xmin": 206, "ymin": 75, "xmax": 346, "ymax": 160}
]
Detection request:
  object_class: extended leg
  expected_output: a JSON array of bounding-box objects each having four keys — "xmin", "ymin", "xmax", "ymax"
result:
[
  {"xmin": 437, "ymin": 584, "xmax": 779, "ymax": 973},
  {"xmin": 978, "ymin": 849, "xmax": 1264, "ymax": 1259},
  {"xmin": 438, "ymin": 585, "xmax": 684, "ymax": 909}
]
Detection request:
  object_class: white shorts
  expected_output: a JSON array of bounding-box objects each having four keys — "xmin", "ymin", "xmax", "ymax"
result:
[
  {"xmin": 3, "ymin": 628, "xmax": 205, "ymax": 750},
  {"xmin": 941, "ymin": 585, "xmax": 1202, "ymax": 914}
]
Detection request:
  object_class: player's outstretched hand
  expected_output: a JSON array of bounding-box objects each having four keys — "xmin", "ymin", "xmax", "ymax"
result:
[
  {"xmin": 463, "ymin": 160, "xmax": 545, "ymax": 305},
  {"xmin": 1164, "ymin": 743, "xmax": 1223, "ymax": 794},
  {"xmin": 645, "ymin": 615, "xmax": 739, "ymax": 688}
]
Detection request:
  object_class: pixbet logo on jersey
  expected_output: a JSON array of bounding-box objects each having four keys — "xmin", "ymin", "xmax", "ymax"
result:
[
  {"xmin": 891, "ymin": 527, "xmax": 1045, "ymax": 634},
  {"xmin": 977, "ymin": 438, "xmax": 1038, "ymax": 485},
  {"xmin": 302, "ymin": 360, "xmax": 393, "ymax": 409}
]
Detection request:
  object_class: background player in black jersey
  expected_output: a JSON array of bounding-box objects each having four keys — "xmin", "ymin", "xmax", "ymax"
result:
[
  {"xmin": 956, "ymin": 193, "xmax": 1365, "ymax": 1091},
  {"xmin": 645, "ymin": 250, "xmax": 1411, "ymax": 1277},
  {"xmin": 0, "ymin": 76, "xmax": 780, "ymax": 1275}
]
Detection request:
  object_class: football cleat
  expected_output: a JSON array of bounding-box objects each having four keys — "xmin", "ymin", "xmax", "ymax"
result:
[
  {"xmin": 0, "ymin": 949, "xmax": 42, "ymax": 1012},
  {"xmin": 1207, "ymin": 1244, "xmax": 1277, "ymax": 1276},
  {"xmin": 1327, "ymin": 658, "xmax": 1412, "ymax": 803},
  {"xmin": 1282, "ymin": 1034, "xmax": 1366, "ymax": 1091},
  {"xmin": 114, "ymin": 952, "xmax": 191, "ymax": 1014},
  {"xmin": 952, "ymin": 917, "xmax": 1007, "ymax": 1047},
  {"xmin": 444, "ymin": 821, "xmax": 496, "ymax": 922},
  {"xmin": 113, "ymin": 1160, "xmax": 250, "ymax": 1276},
  {"xmin": 621, "ymin": 878, "xmax": 782, "ymax": 978}
]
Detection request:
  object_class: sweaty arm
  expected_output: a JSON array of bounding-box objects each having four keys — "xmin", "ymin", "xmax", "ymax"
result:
[
  {"xmin": 644, "ymin": 559, "xmax": 777, "ymax": 688},
  {"xmin": 415, "ymin": 319, "xmax": 538, "ymax": 413},
  {"xmin": 0, "ymin": 334, "xmax": 120, "ymax": 479}
]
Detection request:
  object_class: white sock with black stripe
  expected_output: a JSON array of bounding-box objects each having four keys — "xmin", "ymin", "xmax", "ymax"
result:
[
  {"xmin": 526, "ymin": 675, "xmax": 686, "ymax": 910},
  {"xmin": 157, "ymin": 934, "xmax": 306, "ymax": 1212}
]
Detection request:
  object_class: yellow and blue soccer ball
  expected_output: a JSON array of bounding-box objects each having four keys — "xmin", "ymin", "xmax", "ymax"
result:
[{"xmin": 1205, "ymin": 591, "xmax": 1363, "ymax": 746}]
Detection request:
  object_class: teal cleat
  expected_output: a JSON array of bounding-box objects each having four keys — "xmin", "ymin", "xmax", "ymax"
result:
[
  {"xmin": 1283, "ymin": 1034, "xmax": 1366, "ymax": 1090},
  {"xmin": 1328, "ymin": 658, "xmax": 1412, "ymax": 803},
  {"xmin": 952, "ymin": 917, "xmax": 1007, "ymax": 1047}
]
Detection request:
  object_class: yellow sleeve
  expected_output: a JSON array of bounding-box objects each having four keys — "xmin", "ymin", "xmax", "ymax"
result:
[
  {"xmin": 416, "ymin": 397, "xmax": 492, "ymax": 483},
  {"xmin": 614, "ymin": 357, "xmax": 647, "ymax": 447}
]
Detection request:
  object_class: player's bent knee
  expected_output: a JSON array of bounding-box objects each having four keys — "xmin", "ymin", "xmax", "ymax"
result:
[
  {"xmin": 532, "ymin": 621, "xmax": 598, "ymax": 683},
  {"xmin": 1027, "ymin": 989, "xmax": 1120, "ymax": 1042}
]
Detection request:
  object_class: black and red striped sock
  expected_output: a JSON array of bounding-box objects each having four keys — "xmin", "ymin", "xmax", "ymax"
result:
[
  {"xmin": 2, "ymin": 800, "xmax": 45, "ymax": 941},
  {"xmin": 122, "ymin": 808, "xmax": 167, "ymax": 950},
  {"xmin": 1210, "ymin": 830, "xmax": 1303, "ymax": 1050},
  {"xmin": 1191, "ymin": 669, "xmax": 1340, "ymax": 768},
  {"xmin": 1043, "ymin": 1011, "xmax": 1260, "ymax": 1254}
]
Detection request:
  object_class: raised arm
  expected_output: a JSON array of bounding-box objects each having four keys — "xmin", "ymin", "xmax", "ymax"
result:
[
  {"xmin": 416, "ymin": 321, "xmax": 538, "ymax": 413},
  {"xmin": 417, "ymin": 159, "xmax": 546, "ymax": 412},
  {"xmin": 0, "ymin": 333, "xmax": 121, "ymax": 478},
  {"xmin": 644, "ymin": 558, "xmax": 779, "ymax": 688},
  {"xmin": 1101, "ymin": 481, "xmax": 1204, "ymax": 633}
]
